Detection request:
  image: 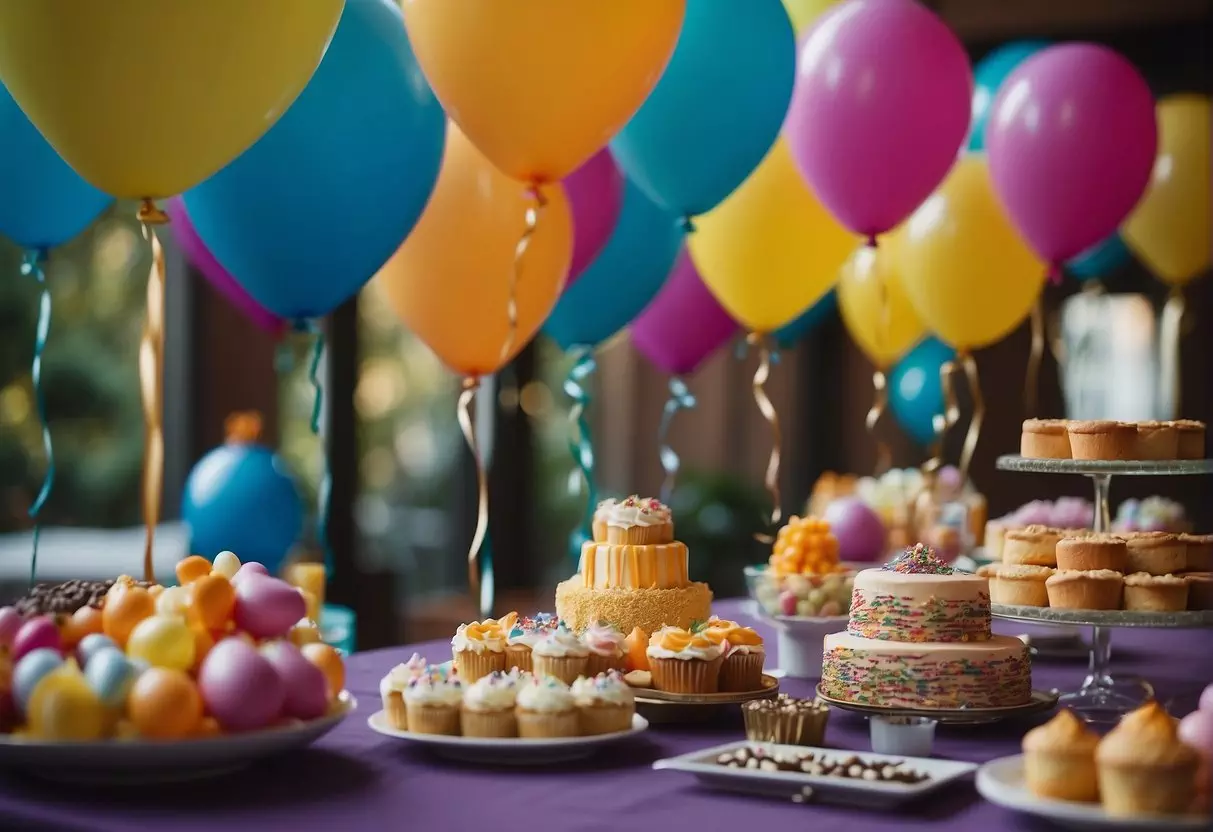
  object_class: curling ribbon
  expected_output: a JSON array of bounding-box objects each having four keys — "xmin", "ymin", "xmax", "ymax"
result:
[
  {"xmin": 658, "ymin": 375, "xmax": 697, "ymax": 504},
  {"xmin": 138, "ymin": 199, "xmax": 169, "ymax": 583},
  {"xmin": 457, "ymin": 376, "xmax": 494, "ymax": 618},
  {"xmin": 747, "ymin": 332, "xmax": 782, "ymax": 541},
  {"xmin": 1159, "ymin": 287, "xmax": 1185, "ymax": 418},
  {"xmin": 956, "ymin": 351, "xmax": 984, "ymax": 484},
  {"xmin": 21, "ymin": 249, "xmax": 52, "ymax": 585},
  {"xmin": 923, "ymin": 358, "xmax": 962, "ymax": 478},
  {"xmin": 563, "ymin": 346, "xmax": 598, "ymax": 561},
  {"xmin": 866, "ymin": 370, "xmax": 892, "ymax": 477},
  {"xmin": 303, "ymin": 322, "xmax": 334, "ymax": 578},
  {"xmin": 500, "ymin": 188, "xmax": 548, "ymax": 366},
  {"xmin": 1024, "ymin": 295, "xmax": 1045, "ymax": 417}
]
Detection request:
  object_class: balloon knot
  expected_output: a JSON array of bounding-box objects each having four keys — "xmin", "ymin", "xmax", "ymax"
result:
[
  {"xmin": 680, "ymin": 216, "xmax": 697, "ymax": 234},
  {"xmin": 137, "ymin": 199, "xmax": 169, "ymax": 225},
  {"xmin": 1047, "ymin": 263, "xmax": 1064, "ymax": 286},
  {"xmin": 864, "ymin": 234, "xmax": 879, "ymax": 248},
  {"xmin": 462, "ymin": 375, "xmax": 481, "ymax": 392},
  {"xmin": 225, "ymin": 412, "xmax": 263, "ymax": 444}
]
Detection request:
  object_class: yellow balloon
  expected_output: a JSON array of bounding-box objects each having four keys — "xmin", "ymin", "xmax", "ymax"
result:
[
  {"xmin": 836, "ymin": 246, "xmax": 925, "ymax": 368},
  {"xmin": 893, "ymin": 156, "xmax": 1045, "ymax": 350},
  {"xmin": 401, "ymin": 0, "xmax": 685, "ymax": 183},
  {"xmin": 781, "ymin": 0, "xmax": 842, "ymax": 34},
  {"xmin": 688, "ymin": 139, "xmax": 855, "ymax": 332},
  {"xmin": 0, "ymin": 1, "xmax": 343, "ymax": 199},
  {"xmin": 1122, "ymin": 95, "xmax": 1211, "ymax": 287},
  {"xmin": 376, "ymin": 125, "xmax": 573, "ymax": 378}
]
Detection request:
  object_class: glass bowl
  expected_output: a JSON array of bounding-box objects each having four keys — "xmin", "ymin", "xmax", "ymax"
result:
[{"xmin": 744, "ymin": 564, "xmax": 856, "ymax": 620}]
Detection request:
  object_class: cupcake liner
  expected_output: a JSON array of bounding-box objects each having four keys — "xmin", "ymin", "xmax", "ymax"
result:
[
  {"xmin": 649, "ymin": 655, "xmax": 723, "ymax": 694},
  {"xmin": 405, "ymin": 703, "xmax": 461, "ymax": 736},
  {"xmin": 719, "ymin": 651, "xmax": 765, "ymax": 692},
  {"xmin": 453, "ymin": 649, "xmax": 506, "ymax": 683},
  {"xmin": 1025, "ymin": 751, "xmax": 1099, "ymax": 802},
  {"xmin": 460, "ymin": 708, "xmax": 518, "ymax": 738},
  {"xmin": 742, "ymin": 705, "xmax": 828, "ymax": 746},
  {"xmin": 1098, "ymin": 762, "xmax": 1198, "ymax": 817},
  {"xmin": 606, "ymin": 524, "xmax": 665, "ymax": 545},
  {"xmin": 505, "ymin": 644, "xmax": 533, "ymax": 674},
  {"xmin": 516, "ymin": 708, "xmax": 580, "ymax": 738},
  {"xmin": 584, "ymin": 651, "xmax": 626, "ymax": 678},
  {"xmin": 383, "ymin": 691, "xmax": 407, "ymax": 731},
  {"xmin": 531, "ymin": 654, "xmax": 588, "ymax": 685},
  {"xmin": 592, "ymin": 519, "xmax": 607, "ymax": 543},
  {"xmin": 578, "ymin": 703, "xmax": 633, "ymax": 736}
]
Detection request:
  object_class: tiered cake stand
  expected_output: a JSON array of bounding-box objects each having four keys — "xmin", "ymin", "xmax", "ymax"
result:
[{"xmin": 993, "ymin": 455, "xmax": 1213, "ymax": 722}]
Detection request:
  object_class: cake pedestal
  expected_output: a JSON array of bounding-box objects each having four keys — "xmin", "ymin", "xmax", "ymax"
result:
[
  {"xmin": 994, "ymin": 455, "xmax": 1213, "ymax": 723},
  {"xmin": 743, "ymin": 601, "xmax": 843, "ymax": 679}
]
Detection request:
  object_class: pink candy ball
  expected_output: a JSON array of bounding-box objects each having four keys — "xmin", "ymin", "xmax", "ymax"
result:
[
  {"xmin": 198, "ymin": 638, "xmax": 285, "ymax": 732},
  {"xmin": 232, "ymin": 562, "xmax": 270, "ymax": 587},
  {"xmin": 1201, "ymin": 683, "xmax": 1213, "ymax": 715},
  {"xmin": 0, "ymin": 607, "xmax": 23, "ymax": 648},
  {"xmin": 12, "ymin": 617, "xmax": 61, "ymax": 663},
  {"xmin": 233, "ymin": 576, "xmax": 306, "ymax": 640},
  {"xmin": 824, "ymin": 497, "xmax": 888, "ymax": 562},
  {"xmin": 260, "ymin": 641, "xmax": 329, "ymax": 720},
  {"xmin": 1179, "ymin": 709, "xmax": 1213, "ymax": 755}
]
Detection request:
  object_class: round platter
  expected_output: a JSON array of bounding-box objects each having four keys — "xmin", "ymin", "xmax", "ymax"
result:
[
  {"xmin": 992, "ymin": 603, "xmax": 1213, "ymax": 629},
  {"xmin": 996, "ymin": 455, "xmax": 1213, "ymax": 476},
  {"xmin": 0, "ymin": 692, "xmax": 356, "ymax": 784},
  {"xmin": 632, "ymin": 673, "xmax": 780, "ymax": 705},
  {"xmin": 633, "ymin": 674, "xmax": 780, "ymax": 725},
  {"xmin": 815, "ymin": 687, "xmax": 1058, "ymax": 725}
]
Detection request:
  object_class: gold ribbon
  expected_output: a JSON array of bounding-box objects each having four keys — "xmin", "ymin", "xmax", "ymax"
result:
[
  {"xmin": 1025, "ymin": 295, "xmax": 1044, "ymax": 417},
  {"xmin": 923, "ymin": 359, "xmax": 961, "ymax": 478},
  {"xmin": 500, "ymin": 188, "xmax": 548, "ymax": 366},
  {"xmin": 866, "ymin": 370, "xmax": 892, "ymax": 476},
  {"xmin": 457, "ymin": 376, "xmax": 493, "ymax": 618},
  {"xmin": 922, "ymin": 351, "xmax": 983, "ymax": 483},
  {"xmin": 957, "ymin": 350, "xmax": 984, "ymax": 483},
  {"xmin": 1159, "ymin": 287, "xmax": 1185, "ymax": 418},
  {"xmin": 138, "ymin": 199, "xmax": 168, "ymax": 583},
  {"xmin": 747, "ymin": 332, "xmax": 782, "ymax": 541}
]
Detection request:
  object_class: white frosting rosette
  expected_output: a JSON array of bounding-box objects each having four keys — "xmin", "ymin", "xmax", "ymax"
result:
[
  {"xmin": 463, "ymin": 671, "xmax": 519, "ymax": 712},
  {"xmin": 516, "ymin": 675, "xmax": 575, "ymax": 713},
  {"xmin": 581, "ymin": 622, "xmax": 626, "ymax": 657},
  {"xmin": 403, "ymin": 671, "xmax": 463, "ymax": 706},
  {"xmin": 570, "ymin": 671, "xmax": 634, "ymax": 707},
  {"xmin": 531, "ymin": 626, "xmax": 589, "ymax": 658},
  {"xmin": 379, "ymin": 652, "xmax": 429, "ymax": 697}
]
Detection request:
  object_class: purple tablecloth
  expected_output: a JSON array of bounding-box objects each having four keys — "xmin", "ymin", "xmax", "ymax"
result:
[{"xmin": 1, "ymin": 599, "xmax": 1209, "ymax": 832}]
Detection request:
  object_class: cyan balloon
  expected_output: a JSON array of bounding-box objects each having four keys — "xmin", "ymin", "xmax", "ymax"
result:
[
  {"xmin": 543, "ymin": 180, "xmax": 683, "ymax": 350},
  {"xmin": 610, "ymin": 0, "xmax": 795, "ymax": 219},
  {"xmin": 968, "ymin": 40, "xmax": 1050, "ymax": 152},
  {"xmin": 0, "ymin": 82, "xmax": 111, "ymax": 249},
  {"xmin": 774, "ymin": 290, "xmax": 836, "ymax": 349},
  {"xmin": 183, "ymin": 0, "xmax": 445, "ymax": 320},
  {"xmin": 889, "ymin": 337, "xmax": 956, "ymax": 446},
  {"xmin": 1066, "ymin": 233, "xmax": 1131, "ymax": 280}
]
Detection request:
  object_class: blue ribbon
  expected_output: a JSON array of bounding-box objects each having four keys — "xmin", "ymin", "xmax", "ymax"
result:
[
  {"xmin": 658, "ymin": 376, "xmax": 697, "ymax": 503},
  {"xmin": 563, "ymin": 346, "xmax": 598, "ymax": 565},
  {"xmin": 22, "ymin": 249, "xmax": 51, "ymax": 586},
  {"xmin": 735, "ymin": 336, "xmax": 781, "ymax": 365}
]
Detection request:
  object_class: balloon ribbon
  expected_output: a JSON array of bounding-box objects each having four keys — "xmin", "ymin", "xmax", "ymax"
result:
[
  {"xmin": 1159, "ymin": 287, "xmax": 1185, "ymax": 417},
  {"xmin": 138, "ymin": 199, "xmax": 169, "ymax": 583},
  {"xmin": 304, "ymin": 323, "xmax": 334, "ymax": 578},
  {"xmin": 22, "ymin": 249, "xmax": 52, "ymax": 586},
  {"xmin": 563, "ymin": 346, "xmax": 598, "ymax": 561},
  {"xmin": 658, "ymin": 375, "xmax": 697, "ymax": 504},
  {"xmin": 499, "ymin": 188, "xmax": 547, "ymax": 366},
  {"xmin": 1024, "ymin": 295, "xmax": 1045, "ymax": 417},
  {"xmin": 923, "ymin": 350, "xmax": 984, "ymax": 484},
  {"xmin": 457, "ymin": 377, "xmax": 494, "ymax": 618},
  {"xmin": 747, "ymin": 333, "xmax": 782, "ymax": 541},
  {"xmin": 866, "ymin": 370, "xmax": 892, "ymax": 476}
]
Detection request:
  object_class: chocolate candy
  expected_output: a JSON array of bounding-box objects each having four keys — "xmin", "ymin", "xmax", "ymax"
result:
[
  {"xmin": 12, "ymin": 578, "xmax": 151, "ymax": 617},
  {"xmin": 712, "ymin": 746, "xmax": 930, "ymax": 784}
]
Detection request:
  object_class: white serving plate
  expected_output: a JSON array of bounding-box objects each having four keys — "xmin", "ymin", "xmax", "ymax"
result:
[
  {"xmin": 653, "ymin": 740, "xmax": 977, "ymax": 809},
  {"xmin": 0, "ymin": 692, "xmax": 356, "ymax": 784},
  {"xmin": 367, "ymin": 711, "xmax": 648, "ymax": 765},
  {"xmin": 977, "ymin": 754, "xmax": 1210, "ymax": 831}
]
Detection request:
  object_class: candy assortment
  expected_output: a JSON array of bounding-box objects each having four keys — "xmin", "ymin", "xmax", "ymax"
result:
[{"xmin": 750, "ymin": 516, "xmax": 855, "ymax": 618}]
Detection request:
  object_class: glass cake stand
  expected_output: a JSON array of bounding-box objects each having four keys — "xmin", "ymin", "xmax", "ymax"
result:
[{"xmin": 994, "ymin": 455, "xmax": 1213, "ymax": 723}]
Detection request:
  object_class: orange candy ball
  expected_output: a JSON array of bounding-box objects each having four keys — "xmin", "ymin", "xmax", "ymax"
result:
[
  {"xmin": 101, "ymin": 586, "xmax": 155, "ymax": 647},
  {"xmin": 188, "ymin": 574, "xmax": 235, "ymax": 630},
  {"xmin": 60, "ymin": 605, "xmax": 104, "ymax": 650},
  {"xmin": 127, "ymin": 668, "xmax": 203, "ymax": 739},
  {"xmin": 175, "ymin": 555, "xmax": 213, "ymax": 585},
  {"xmin": 300, "ymin": 643, "xmax": 344, "ymax": 700},
  {"xmin": 191, "ymin": 625, "xmax": 215, "ymax": 673}
]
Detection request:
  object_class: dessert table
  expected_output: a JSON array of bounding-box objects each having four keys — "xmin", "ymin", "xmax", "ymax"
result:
[{"xmin": 1, "ymin": 598, "xmax": 1209, "ymax": 832}]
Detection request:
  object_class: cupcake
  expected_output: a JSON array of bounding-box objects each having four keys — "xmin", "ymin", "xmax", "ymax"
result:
[
  {"xmin": 1097, "ymin": 701, "xmax": 1201, "ymax": 817},
  {"xmin": 1172, "ymin": 419, "xmax": 1206, "ymax": 459},
  {"xmin": 702, "ymin": 620, "xmax": 765, "ymax": 692},
  {"xmin": 742, "ymin": 695, "xmax": 830, "ymax": 746},
  {"xmin": 1046, "ymin": 570, "xmax": 1124, "ymax": 610},
  {"xmin": 646, "ymin": 626, "xmax": 724, "ymax": 694},
  {"xmin": 1183, "ymin": 573, "xmax": 1213, "ymax": 610},
  {"xmin": 581, "ymin": 621, "xmax": 627, "ymax": 677},
  {"xmin": 379, "ymin": 652, "xmax": 428, "ymax": 728},
  {"xmin": 1181, "ymin": 534, "xmax": 1213, "ymax": 572},
  {"xmin": 504, "ymin": 613, "xmax": 558, "ymax": 673},
  {"xmin": 603, "ymin": 495, "xmax": 673, "ymax": 544},
  {"xmin": 515, "ymin": 674, "xmax": 579, "ymax": 738},
  {"xmin": 460, "ymin": 670, "xmax": 520, "ymax": 738},
  {"xmin": 1123, "ymin": 572, "xmax": 1189, "ymax": 612},
  {"xmin": 1134, "ymin": 421, "xmax": 1179, "ymax": 460},
  {"xmin": 591, "ymin": 498, "xmax": 616, "ymax": 543},
  {"xmin": 403, "ymin": 667, "xmax": 463, "ymax": 735},
  {"xmin": 1055, "ymin": 534, "xmax": 1128, "ymax": 572},
  {"xmin": 988, "ymin": 565, "xmax": 1055, "ymax": 607},
  {"xmin": 1125, "ymin": 532, "xmax": 1187, "ymax": 576},
  {"xmin": 451, "ymin": 618, "xmax": 508, "ymax": 683},
  {"xmin": 570, "ymin": 670, "xmax": 635, "ymax": 735},
  {"xmin": 1003, "ymin": 525, "xmax": 1064, "ymax": 567},
  {"xmin": 1067, "ymin": 420, "xmax": 1134, "ymax": 460},
  {"xmin": 1021, "ymin": 419, "xmax": 1071, "ymax": 459},
  {"xmin": 530, "ymin": 625, "xmax": 589, "ymax": 684},
  {"xmin": 1022, "ymin": 709, "xmax": 1100, "ymax": 802}
]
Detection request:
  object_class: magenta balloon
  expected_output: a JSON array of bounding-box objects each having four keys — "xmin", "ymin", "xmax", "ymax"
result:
[
  {"xmin": 824, "ymin": 497, "xmax": 888, "ymax": 562},
  {"xmin": 629, "ymin": 248, "xmax": 737, "ymax": 376},
  {"xmin": 986, "ymin": 44, "xmax": 1157, "ymax": 264},
  {"xmin": 166, "ymin": 198, "xmax": 286, "ymax": 334},
  {"xmin": 785, "ymin": 0, "xmax": 971, "ymax": 238},
  {"xmin": 562, "ymin": 149, "xmax": 625, "ymax": 286}
]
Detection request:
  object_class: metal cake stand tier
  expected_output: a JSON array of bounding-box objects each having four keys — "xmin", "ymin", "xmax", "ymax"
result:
[{"xmin": 815, "ymin": 687, "xmax": 1059, "ymax": 726}]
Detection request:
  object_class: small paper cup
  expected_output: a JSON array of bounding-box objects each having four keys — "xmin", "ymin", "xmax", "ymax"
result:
[{"xmin": 869, "ymin": 715, "xmax": 937, "ymax": 757}]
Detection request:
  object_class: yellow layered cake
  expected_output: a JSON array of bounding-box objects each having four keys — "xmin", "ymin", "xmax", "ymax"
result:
[{"xmin": 556, "ymin": 497, "xmax": 712, "ymax": 635}]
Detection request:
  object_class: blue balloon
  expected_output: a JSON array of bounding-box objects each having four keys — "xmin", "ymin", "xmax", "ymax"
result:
[
  {"xmin": 183, "ymin": 0, "xmax": 445, "ymax": 320},
  {"xmin": 182, "ymin": 442, "xmax": 303, "ymax": 576},
  {"xmin": 889, "ymin": 337, "xmax": 957, "ymax": 446},
  {"xmin": 968, "ymin": 40, "xmax": 1051, "ymax": 152},
  {"xmin": 610, "ymin": 0, "xmax": 795, "ymax": 218},
  {"xmin": 1066, "ymin": 233, "xmax": 1130, "ymax": 280},
  {"xmin": 543, "ymin": 180, "xmax": 683, "ymax": 350},
  {"xmin": 775, "ymin": 291, "xmax": 837, "ymax": 349},
  {"xmin": 0, "ymin": 83, "xmax": 111, "ymax": 250}
]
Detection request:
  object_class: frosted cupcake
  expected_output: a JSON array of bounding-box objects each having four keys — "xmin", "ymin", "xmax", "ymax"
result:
[
  {"xmin": 582, "ymin": 621, "xmax": 627, "ymax": 677},
  {"xmin": 603, "ymin": 495, "xmax": 673, "ymax": 544},
  {"xmin": 703, "ymin": 620, "xmax": 765, "ymax": 692},
  {"xmin": 380, "ymin": 652, "xmax": 428, "ymax": 728},
  {"xmin": 402, "ymin": 667, "xmax": 463, "ymax": 735},
  {"xmin": 504, "ymin": 613, "xmax": 558, "ymax": 673},
  {"xmin": 460, "ymin": 670, "xmax": 519, "ymax": 738},
  {"xmin": 531, "ymin": 625, "xmax": 589, "ymax": 684},
  {"xmin": 451, "ymin": 618, "xmax": 508, "ymax": 683},
  {"xmin": 570, "ymin": 670, "xmax": 635, "ymax": 735},
  {"xmin": 515, "ymin": 674, "xmax": 579, "ymax": 738},
  {"xmin": 646, "ymin": 626, "xmax": 724, "ymax": 694}
]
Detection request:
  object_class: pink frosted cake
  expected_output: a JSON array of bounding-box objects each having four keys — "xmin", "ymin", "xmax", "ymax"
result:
[{"xmin": 820, "ymin": 544, "xmax": 1031, "ymax": 709}]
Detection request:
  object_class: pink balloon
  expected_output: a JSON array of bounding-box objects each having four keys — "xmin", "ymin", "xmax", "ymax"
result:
[
  {"xmin": 986, "ymin": 44, "xmax": 1157, "ymax": 265},
  {"xmin": 785, "ymin": 0, "xmax": 971, "ymax": 239},
  {"xmin": 630, "ymin": 248, "xmax": 736, "ymax": 376},
  {"xmin": 561, "ymin": 149, "xmax": 624, "ymax": 286},
  {"xmin": 166, "ymin": 198, "xmax": 286, "ymax": 335}
]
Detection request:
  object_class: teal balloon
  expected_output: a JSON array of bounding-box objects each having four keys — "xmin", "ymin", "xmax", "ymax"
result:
[
  {"xmin": 968, "ymin": 40, "xmax": 1050, "ymax": 152},
  {"xmin": 183, "ymin": 0, "xmax": 445, "ymax": 320},
  {"xmin": 610, "ymin": 0, "xmax": 795, "ymax": 218},
  {"xmin": 1066, "ymin": 233, "xmax": 1130, "ymax": 280},
  {"xmin": 774, "ymin": 291, "xmax": 836, "ymax": 349},
  {"xmin": 0, "ymin": 82, "xmax": 111, "ymax": 249},
  {"xmin": 543, "ymin": 180, "xmax": 683, "ymax": 350},
  {"xmin": 890, "ymin": 337, "xmax": 956, "ymax": 446}
]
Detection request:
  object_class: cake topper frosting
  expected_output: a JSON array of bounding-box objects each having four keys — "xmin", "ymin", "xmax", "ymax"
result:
[{"xmin": 881, "ymin": 543, "xmax": 954, "ymax": 575}]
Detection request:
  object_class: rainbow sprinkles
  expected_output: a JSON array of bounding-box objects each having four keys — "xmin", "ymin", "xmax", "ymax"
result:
[{"xmin": 881, "ymin": 543, "xmax": 955, "ymax": 575}]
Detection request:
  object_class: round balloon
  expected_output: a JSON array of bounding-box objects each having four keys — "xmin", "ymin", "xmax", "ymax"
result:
[
  {"xmin": 781, "ymin": 0, "xmax": 842, "ymax": 34},
  {"xmin": 1066, "ymin": 233, "xmax": 1131, "ymax": 281},
  {"xmin": 0, "ymin": 1, "xmax": 342, "ymax": 199},
  {"xmin": 562, "ymin": 150, "xmax": 625, "ymax": 285},
  {"xmin": 376, "ymin": 125, "xmax": 573, "ymax": 377},
  {"xmin": 889, "ymin": 337, "xmax": 955, "ymax": 446},
  {"xmin": 544, "ymin": 180, "xmax": 682, "ymax": 351},
  {"xmin": 184, "ymin": 0, "xmax": 445, "ymax": 320},
  {"xmin": 610, "ymin": 0, "xmax": 795, "ymax": 219},
  {"xmin": 774, "ymin": 291, "xmax": 836, "ymax": 349},
  {"xmin": 967, "ymin": 41, "xmax": 1049, "ymax": 152},
  {"xmin": 836, "ymin": 246, "xmax": 925, "ymax": 369},
  {"xmin": 401, "ymin": 0, "xmax": 685, "ymax": 183}
]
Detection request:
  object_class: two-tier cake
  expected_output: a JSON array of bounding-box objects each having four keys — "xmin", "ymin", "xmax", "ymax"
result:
[
  {"xmin": 555, "ymin": 496, "xmax": 712, "ymax": 635},
  {"xmin": 819, "ymin": 543, "xmax": 1031, "ymax": 709}
]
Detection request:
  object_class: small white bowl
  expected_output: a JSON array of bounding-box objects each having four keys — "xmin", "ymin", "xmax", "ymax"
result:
[{"xmin": 870, "ymin": 715, "xmax": 937, "ymax": 757}]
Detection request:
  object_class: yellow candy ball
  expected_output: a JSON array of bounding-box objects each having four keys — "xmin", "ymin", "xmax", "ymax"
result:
[
  {"xmin": 27, "ymin": 667, "xmax": 107, "ymax": 741},
  {"xmin": 125, "ymin": 614, "xmax": 196, "ymax": 671},
  {"xmin": 212, "ymin": 551, "xmax": 241, "ymax": 579}
]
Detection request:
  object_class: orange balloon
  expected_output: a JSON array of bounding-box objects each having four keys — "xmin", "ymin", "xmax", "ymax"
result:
[
  {"xmin": 376, "ymin": 125, "xmax": 573, "ymax": 377},
  {"xmin": 101, "ymin": 586, "xmax": 155, "ymax": 648}
]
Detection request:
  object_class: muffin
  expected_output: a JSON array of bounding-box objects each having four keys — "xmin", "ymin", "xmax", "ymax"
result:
[
  {"xmin": 530, "ymin": 625, "xmax": 589, "ymax": 684},
  {"xmin": 402, "ymin": 667, "xmax": 463, "ymax": 735},
  {"xmin": 515, "ymin": 674, "xmax": 579, "ymax": 738},
  {"xmin": 1003, "ymin": 525, "xmax": 1064, "ymax": 567},
  {"xmin": 1172, "ymin": 419, "xmax": 1207, "ymax": 459},
  {"xmin": 1123, "ymin": 573, "xmax": 1190, "ymax": 612},
  {"xmin": 460, "ymin": 670, "xmax": 519, "ymax": 738},
  {"xmin": 1067, "ymin": 420, "xmax": 1134, "ymax": 460},
  {"xmin": 1055, "ymin": 535, "xmax": 1128, "ymax": 572},
  {"xmin": 380, "ymin": 652, "xmax": 428, "ymax": 728},
  {"xmin": 1096, "ymin": 701, "xmax": 1201, "ymax": 817},
  {"xmin": 1181, "ymin": 534, "xmax": 1213, "ymax": 572},
  {"xmin": 570, "ymin": 670, "xmax": 635, "ymax": 735},
  {"xmin": 1183, "ymin": 573, "xmax": 1213, "ymax": 610},
  {"xmin": 602, "ymin": 495, "xmax": 673, "ymax": 544},
  {"xmin": 504, "ymin": 613, "xmax": 558, "ymax": 673},
  {"xmin": 1133, "ymin": 421, "xmax": 1179, "ymax": 460},
  {"xmin": 451, "ymin": 618, "xmax": 509, "ymax": 683},
  {"xmin": 985, "ymin": 519, "xmax": 1009, "ymax": 560},
  {"xmin": 988, "ymin": 565, "xmax": 1055, "ymax": 607},
  {"xmin": 581, "ymin": 621, "xmax": 627, "ymax": 677},
  {"xmin": 742, "ymin": 695, "xmax": 830, "ymax": 746},
  {"xmin": 1022, "ymin": 709, "xmax": 1101, "ymax": 802},
  {"xmin": 1125, "ymin": 532, "xmax": 1187, "ymax": 576},
  {"xmin": 1021, "ymin": 419, "xmax": 1072, "ymax": 459},
  {"xmin": 702, "ymin": 619, "xmax": 765, "ymax": 692},
  {"xmin": 1046, "ymin": 570, "xmax": 1124, "ymax": 610},
  {"xmin": 646, "ymin": 626, "xmax": 724, "ymax": 694}
]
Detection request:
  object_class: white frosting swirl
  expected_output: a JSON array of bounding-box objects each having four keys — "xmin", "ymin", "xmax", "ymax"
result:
[
  {"xmin": 451, "ymin": 621, "xmax": 505, "ymax": 654},
  {"xmin": 379, "ymin": 653, "xmax": 429, "ymax": 697},
  {"xmin": 581, "ymin": 622, "xmax": 626, "ymax": 657},
  {"xmin": 604, "ymin": 497, "xmax": 671, "ymax": 529},
  {"xmin": 570, "ymin": 672, "xmax": 634, "ymax": 707},
  {"xmin": 725, "ymin": 642, "xmax": 765, "ymax": 658},
  {"xmin": 516, "ymin": 675, "xmax": 575, "ymax": 712},
  {"xmin": 593, "ymin": 498, "xmax": 617, "ymax": 521},
  {"xmin": 403, "ymin": 672, "xmax": 462, "ymax": 706},
  {"xmin": 463, "ymin": 671, "xmax": 519, "ymax": 712},
  {"xmin": 646, "ymin": 627, "xmax": 723, "ymax": 661},
  {"xmin": 531, "ymin": 627, "xmax": 589, "ymax": 658}
]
